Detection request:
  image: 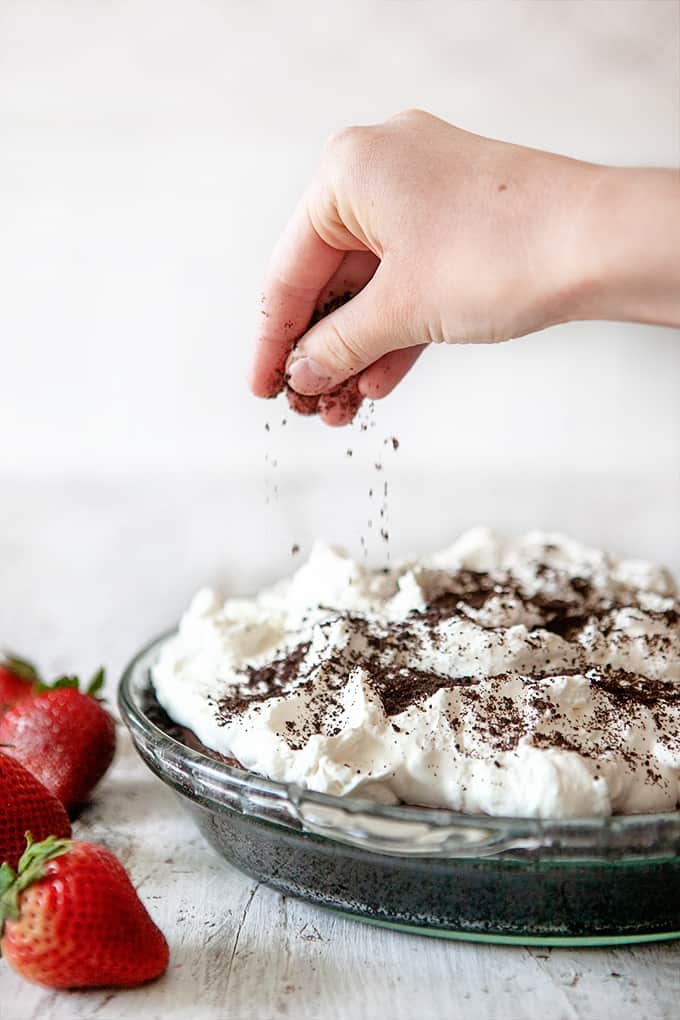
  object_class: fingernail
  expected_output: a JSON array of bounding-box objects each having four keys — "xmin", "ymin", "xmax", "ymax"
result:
[{"xmin": 287, "ymin": 357, "xmax": 333, "ymax": 395}]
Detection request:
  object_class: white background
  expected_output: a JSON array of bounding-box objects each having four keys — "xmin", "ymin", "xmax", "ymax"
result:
[{"xmin": 1, "ymin": 0, "xmax": 679, "ymax": 582}]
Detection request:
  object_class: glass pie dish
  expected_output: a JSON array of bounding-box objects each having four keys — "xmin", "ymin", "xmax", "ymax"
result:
[{"xmin": 119, "ymin": 632, "xmax": 680, "ymax": 946}]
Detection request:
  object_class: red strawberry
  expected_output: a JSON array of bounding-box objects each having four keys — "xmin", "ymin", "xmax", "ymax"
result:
[
  {"xmin": 0, "ymin": 670, "xmax": 116, "ymax": 812},
  {"xmin": 0, "ymin": 655, "xmax": 40, "ymax": 716},
  {"xmin": 0, "ymin": 752, "xmax": 71, "ymax": 869},
  {"xmin": 0, "ymin": 834, "xmax": 169, "ymax": 988}
]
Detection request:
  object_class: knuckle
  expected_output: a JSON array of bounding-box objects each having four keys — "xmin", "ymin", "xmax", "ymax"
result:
[
  {"xmin": 388, "ymin": 107, "xmax": 430, "ymax": 127},
  {"xmin": 323, "ymin": 124, "xmax": 371, "ymax": 165}
]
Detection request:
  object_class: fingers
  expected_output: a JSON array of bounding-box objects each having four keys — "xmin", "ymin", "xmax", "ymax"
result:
[
  {"xmin": 285, "ymin": 377, "xmax": 365, "ymax": 426},
  {"xmin": 286, "ymin": 270, "xmax": 411, "ymax": 395},
  {"xmin": 308, "ymin": 346, "xmax": 427, "ymax": 427},
  {"xmin": 358, "ymin": 345, "xmax": 427, "ymax": 399},
  {"xmin": 286, "ymin": 255, "xmax": 421, "ymax": 422},
  {"xmin": 281, "ymin": 251, "xmax": 379, "ymax": 421},
  {"xmin": 315, "ymin": 250, "xmax": 379, "ymax": 313},
  {"xmin": 286, "ymin": 388, "xmax": 320, "ymax": 416},
  {"xmin": 250, "ymin": 198, "xmax": 345, "ymax": 398},
  {"xmin": 292, "ymin": 347, "xmax": 426, "ymax": 427},
  {"xmin": 318, "ymin": 377, "xmax": 363, "ymax": 427}
]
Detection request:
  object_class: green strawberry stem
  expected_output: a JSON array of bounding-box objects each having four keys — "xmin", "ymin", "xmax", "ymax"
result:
[
  {"xmin": 34, "ymin": 666, "xmax": 106, "ymax": 698},
  {"xmin": 0, "ymin": 833, "xmax": 71, "ymax": 934},
  {"xmin": 2, "ymin": 654, "xmax": 106, "ymax": 697},
  {"xmin": 39, "ymin": 675, "xmax": 80, "ymax": 693},
  {"xmin": 1, "ymin": 652, "xmax": 106, "ymax": 701}
]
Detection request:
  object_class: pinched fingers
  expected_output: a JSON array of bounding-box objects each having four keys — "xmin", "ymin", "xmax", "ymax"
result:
[
  {"xmin": 250, "ymin": 199, "xmax": 344, "ymax": 399},
  {"xmin": 285, "ymin": 269, "xmax": 413, "ymax": 396}
]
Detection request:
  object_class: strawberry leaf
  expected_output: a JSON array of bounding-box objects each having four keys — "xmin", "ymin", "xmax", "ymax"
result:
[
  {"xmin": 0, "ymin": 862, "xmax": 19, "ymax": 932},
  {"xmin": 49, "ymin": 675, "xmax": 80, "ymax": 691},
  {"xmin": 1, "ymin": 654, "xmax": 41, "ymax": 685},
  {"xmin": 33, "ymin": 668, "xmax": 107, "ymax": 699},
  {"xmin": 0, "ymin": 863, "xmax": 16, "ymax": 898},
  {"xmin": 87, "ymin": 667, "xmax": 106, "ymax": 698},
  {"xmin": 0, "ymin": 833, "xmax": 72, "ymax": 936}
]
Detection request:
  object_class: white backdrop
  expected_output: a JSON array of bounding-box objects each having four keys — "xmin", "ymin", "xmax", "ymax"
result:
[{"xmin": 1, "ymin": 0, "xmax": 679, "ymax": 576}]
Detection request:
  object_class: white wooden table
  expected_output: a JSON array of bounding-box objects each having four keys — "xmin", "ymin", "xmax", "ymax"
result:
[{"xmin": 1, "ymin": 476, "xmax": 679, "ymax": 1020}]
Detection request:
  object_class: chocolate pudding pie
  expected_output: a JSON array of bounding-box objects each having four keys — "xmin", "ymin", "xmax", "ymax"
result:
[{"xmin": 151, "ymin": 528, "xmax": 680, "ymax": 819}]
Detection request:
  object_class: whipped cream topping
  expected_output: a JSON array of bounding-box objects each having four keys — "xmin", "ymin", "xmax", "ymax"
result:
[{"xmin": 152, "ymin": 528, "xmax": 680, "ymax": 818}]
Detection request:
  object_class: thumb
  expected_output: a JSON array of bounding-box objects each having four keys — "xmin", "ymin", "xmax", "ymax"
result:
[{"xmin": 286, "ymin": 274, "xmax": 413, "ymax": 395}]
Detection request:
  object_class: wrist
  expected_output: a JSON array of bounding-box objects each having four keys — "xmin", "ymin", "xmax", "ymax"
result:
[{"xmin": 568, "ymin": 166, "xmax": 680, "ymax": 327}]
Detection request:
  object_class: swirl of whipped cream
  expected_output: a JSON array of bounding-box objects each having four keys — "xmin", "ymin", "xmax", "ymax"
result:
[{"xmin": 152, "ymin": 528, "xmax": 680, "ymax": 818}]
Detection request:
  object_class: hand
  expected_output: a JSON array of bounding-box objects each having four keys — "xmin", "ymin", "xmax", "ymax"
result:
[{"xmin": 250, "ymin": 109, "xmax": 680, "ymax": 426}]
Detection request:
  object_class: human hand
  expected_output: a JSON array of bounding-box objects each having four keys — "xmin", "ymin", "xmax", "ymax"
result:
[{"xmin": 250, "ymin": 109, "xmax": 680, "ymax": 425}]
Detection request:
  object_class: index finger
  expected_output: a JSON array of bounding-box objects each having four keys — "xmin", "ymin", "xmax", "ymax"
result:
[{"xmin": 250, "ymin": 198, "xmax": 345, "ymax": 398}]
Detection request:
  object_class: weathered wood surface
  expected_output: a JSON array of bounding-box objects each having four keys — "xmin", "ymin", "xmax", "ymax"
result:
[{"xmin": 2, "ymin": 739, "xmax": 679, "ymax": 1020}]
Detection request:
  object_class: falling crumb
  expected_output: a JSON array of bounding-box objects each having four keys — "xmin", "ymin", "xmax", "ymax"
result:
[
  {"xmin": 291, "ymin": 544, "xmax": 300, "ymax": 556},
  {"xmin": 281, "ymin": 418, "xmax": 287, "ymax": 426},
  {"xmin": 374, "ymin": 462, "xmax": 383, "ymax": 471},
  {"xmin": 391, "ymin": 436, "xmax": 399, "ymax": 450},
  {"xmin": 264, "ymin": 422, "xmax": 270, "ymax": 432},
  {"xmin": 346, "ymin": 449, "xmax": 353, "ymax": 457}
]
